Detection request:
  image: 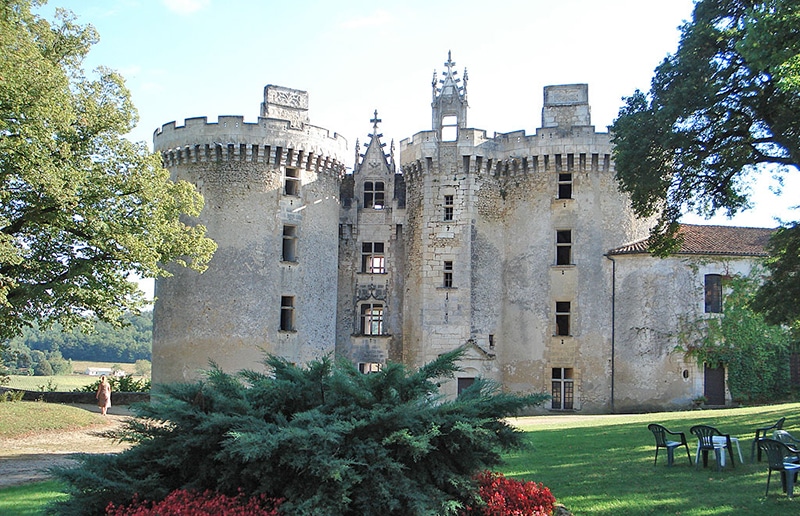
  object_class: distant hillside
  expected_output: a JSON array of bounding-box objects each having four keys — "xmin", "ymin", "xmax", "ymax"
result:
[{"xmin": 7, "ymin": 311, "xmax": 152, "ymax": 363}]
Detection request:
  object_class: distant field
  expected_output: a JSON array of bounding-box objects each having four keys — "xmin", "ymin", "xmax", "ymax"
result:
[{"xmin": 5, "ymin": 361, "xmax": 144, "ymax": 392}]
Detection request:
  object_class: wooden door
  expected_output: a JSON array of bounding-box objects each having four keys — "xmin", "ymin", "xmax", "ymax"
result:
[{"xmin": 704, "ymin": 364, "xmax": 726, "ymax": 406}]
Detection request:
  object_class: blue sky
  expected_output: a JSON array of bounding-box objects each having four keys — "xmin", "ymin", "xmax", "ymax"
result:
[{"xmin": 41, "ymin": 1, "xmax": 799, "ymax": 242}]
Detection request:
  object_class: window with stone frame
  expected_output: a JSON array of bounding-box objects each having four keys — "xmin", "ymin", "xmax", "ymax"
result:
[
  {"xmin": 557, "ymin": 171, "xmax": 572, "ymax": 199},
  {"xmin": 443, "ymin": 260, "xmax": 454, "ymax": 288},
  {"xmin": 457, "ymin": 377, "xmax": 475, "ymax": 395},
  {"xmin": 280, "ymin": 296, "xmax": 295, "ymax": 331},
  {"xmin": 556, "ymin": 230, "xmax": 572, "ymax": 265},
  {"xmin": 364, "ymin": 181, "xmax": 385, "ymax": 209},
  {"xmin": 359, "ymin": 362, "xmax": 383, "ymax": 374},
  {"xmin": 360, "ymin": 303, "xmax": 384, "ymax": 335},
  {"xmin": 361, "ymin": 242, "xmax": 385, "ymax": 274},
  {"xmin": 444, "ymin": 195, "xmax": 454, "ymax": 221},
  {"xmin": 705, "ymin": 274, "xmax": 723, "ymax": 313},
  {"xmin": 284, "ymin": 167, "xmax": 300, "ymax": 196},
  {"xmin": 555, "ymin": 301, "xmax": 571, "ymax": 336},
  {"xmin": 551, "ymin": 367, "xmax": 574, "ymax": 410},
  {"xmin": 282, "ymin": 225, "xmax": 297, "ymax": 262}
]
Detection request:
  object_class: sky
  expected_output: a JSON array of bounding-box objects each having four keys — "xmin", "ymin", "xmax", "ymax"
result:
[{"xmin": 38, "ymin": 0, "xmax": 800, "ymax": 297}]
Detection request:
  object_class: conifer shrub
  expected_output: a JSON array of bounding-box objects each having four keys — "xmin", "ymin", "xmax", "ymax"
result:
[{"xmin": 49, "ymin": 347, "xmax": 548, "ymax": 515}]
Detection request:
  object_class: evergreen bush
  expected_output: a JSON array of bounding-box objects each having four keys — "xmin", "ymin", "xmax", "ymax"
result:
[{"xmin": 49, "ymin": 347, "xmax": 548, "ymax": 515}]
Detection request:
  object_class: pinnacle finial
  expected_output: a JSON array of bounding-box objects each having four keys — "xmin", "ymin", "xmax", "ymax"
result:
[{"xmin": 370, "ymin": 109, "xmax": 381, "ymax": 132}]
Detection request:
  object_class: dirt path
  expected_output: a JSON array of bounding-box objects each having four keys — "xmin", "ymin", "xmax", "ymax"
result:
[{"xmin": 0, "ymin": 404, "xmax": 134, "ymax": 488}]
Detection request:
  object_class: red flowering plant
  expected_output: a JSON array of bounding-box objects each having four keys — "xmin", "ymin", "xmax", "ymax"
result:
[
  {"xmin": 104, "ymin": 489, "xmax": 283, "ymax": 516},
  {"xmin": 462, "ymin": 470, "xmax": 556, "ymax": 516}
]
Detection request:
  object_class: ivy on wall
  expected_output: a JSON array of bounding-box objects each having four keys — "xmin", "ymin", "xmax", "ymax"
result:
[{"xmin": 679, "ymin": 271, "xmax": 794, "ymax": 404}]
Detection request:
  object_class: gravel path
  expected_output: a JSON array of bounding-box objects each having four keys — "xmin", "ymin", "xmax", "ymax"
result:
[{"xmin": 0, "ymin": 404, "xmax": 134, "ymax": 488}]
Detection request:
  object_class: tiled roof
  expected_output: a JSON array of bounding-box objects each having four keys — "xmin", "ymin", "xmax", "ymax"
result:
[{"xmin": 609, "ymin": 224, "xmax": 775, "ymax": 257}]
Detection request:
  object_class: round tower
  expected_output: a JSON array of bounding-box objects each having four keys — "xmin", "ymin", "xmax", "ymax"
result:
[{"xmin": 152, "ymin": 85, "xmax": 347, "ymax": 383}]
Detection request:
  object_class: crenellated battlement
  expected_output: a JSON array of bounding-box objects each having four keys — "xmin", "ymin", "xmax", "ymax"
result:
[{"xmin": 153, "ymin": 115, "xmax": 348, "ymax": 177}]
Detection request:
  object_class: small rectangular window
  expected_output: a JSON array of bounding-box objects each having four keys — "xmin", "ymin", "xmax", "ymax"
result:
[
  {"xmin": 457, "ymin": 377, "xmax": 475, "ymax": 395},
  {"xmin": 444, "ymin": 195, "xmax": 454, "ymax": 221},
  {"xmin": 556, "ymin": 301, "xmax": 570, "ymax": 336},
  {"xmin": 552, "ymin": 367, "xmax": 574, "ymax": 410},
  {"xmin": 705, "ymin": 274, "xmax": 723, "ymax": 313},
  {"xmin": 359, "ymin": 362, "xmax": 383, "ymax": 374},
  {"xmin": 284, "ymin": 167, "xmax": 300, "ymax": 196},
  {"xmin": 280, "ymin": 296, "xmax": 295, "ymax": 331},
  {"xmin": 364, "ymin": 181, "xmax": 385, "ymax": 209},
  {"xmin": 441, "ymin": 115, "xmax": 458, "ymax": 141},
  {"xmin": 360, "ymin": 303, "xmax": 384, "ymax": 335},
  {"xmin": 282, "ymin": 225, "xmax": 297, "ymax": 262},
  {"xmin": 556, "ymin": 230, "xmax": 572, "ymax": 265},
  {"xmin": 443, "ymin": 261, "xmax": 453, "ymax": 288},
  {"xmin": 558, "ymin": 172, "xmax": 572, "ymax": 199},
  {"xmin": 361, "ymin": 242, "xmax": 386, "ymax": 274}
]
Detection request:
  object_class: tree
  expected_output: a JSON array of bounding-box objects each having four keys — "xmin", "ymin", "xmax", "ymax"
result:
[
  {"xmin": 0, "ymin": 0, "xmax": 216, "ymax": 343},
  {"xmin": 51, "ymin": 348, "xmax": 549, "ymax": 516},
  {"xmin": 134, "ymin": 358, "xmax": 151, "ymax": 376},
  {"xmin": 611, "ymin": 0, "xmax": 800, "ymax": 324}
]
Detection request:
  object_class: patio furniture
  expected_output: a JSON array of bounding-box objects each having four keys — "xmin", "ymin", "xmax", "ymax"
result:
[
  {"xmin": 690, "ymin": 425, "xmax": 737, "ymax": 471},
  {"xmin": 773, "ymin": 430, "xmax": 800, "ymax": 462},
  {"xmin": 757, "ymin": 438, "xmax": 800, "ymax": 498},
  {"xmin": 648, "ymin": 424, "xmax": 692, "ymax": 467},
  {"xmin": 751, "ymin": 417, "xmax": 785, "ymax": 462}
]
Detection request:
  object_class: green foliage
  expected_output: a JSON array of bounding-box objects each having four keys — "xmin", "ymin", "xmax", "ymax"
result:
[
  {"xmin": 679, "ymin": 273, "xmax": 793, "ymax": 403},
  {"xmin": 50, "ymin": 347, "xmax": 547, "ymax": 516},
  {"xmin": 752, "ymin": 222, "xmax": 800, "ymax": 327},
  {"xmin": 0, "ymin": 389, "xmax": 25, "ymax": 402},
  {"xmin": 77, "ymin": 375, "xmax": 151, "ymax": 393},
  {"xmin": 5, "ymin": 311, "xmax": 152, "ymax": 364},
  {"xmin": 0, "ymin": 0, "xmax": 216, "ymax": 341},
  {"xmin": 611, "ymin": 0, "xmax": 800, "ymax": 255},
  {"xmin": 134, "ymin": 359, "xmax": 152, "ymax": 376}
]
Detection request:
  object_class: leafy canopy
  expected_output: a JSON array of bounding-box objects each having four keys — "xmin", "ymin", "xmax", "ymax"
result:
[
  {"xmin": 611, "ymin": 0, "xmax": 800, "ymax": 325},
  {"xmin": 50, "ymin": 347, "xmax": 548, "ymax": 516},
  {"xmin": 0, "ymin": 0, "xmax": 216, "ymax": 341}
]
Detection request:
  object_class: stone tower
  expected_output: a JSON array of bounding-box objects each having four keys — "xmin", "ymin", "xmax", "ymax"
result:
[
  {"xmin": 152, "ymin": 85, "xmax": 347, "ymax": 382},
  {"xmin": 399, "ymin": 54, "xmax": 652, "ymax": 405},
  {"xmin": 336, "ymin": 112, "xmax": 406, "ymax": 369}
]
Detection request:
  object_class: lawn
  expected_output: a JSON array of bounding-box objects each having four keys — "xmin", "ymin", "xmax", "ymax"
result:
[
  {"xmin": 0, "ymin": 402, "xmax": 798, "ymax": 514},
  {"xmin": 5, "ymin": 361, "xmax": 141, "ymax": 392},
  {"xmin": 504, "ymin": 402, "xmax": 800, "ymax": 515}
]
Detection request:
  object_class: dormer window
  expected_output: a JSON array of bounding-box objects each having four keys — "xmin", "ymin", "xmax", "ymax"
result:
[{"xmin": 364, "ymin": 181, "xmax": 385, "ymax": 209}]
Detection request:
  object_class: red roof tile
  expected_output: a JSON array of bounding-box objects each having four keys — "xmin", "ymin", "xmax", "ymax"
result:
[{"xmin": 609, "ymin": 224, "xmax": 775, "ymax": 257}]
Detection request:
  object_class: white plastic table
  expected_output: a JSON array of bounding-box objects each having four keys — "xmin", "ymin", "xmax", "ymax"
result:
[{"xmin": 695, "ymin": 435, "xmax": 744, "ymax": 467}]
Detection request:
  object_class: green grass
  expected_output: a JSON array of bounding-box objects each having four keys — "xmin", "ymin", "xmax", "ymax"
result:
[
  {"xmin": 1, "ymin": 402, "xmax": 798, "ymax": 514},
  {"xmin": 0, "ymin": 401, "xmax": 105, "ymax": 438},
  {"xmin": 0, "ymin": 480, "xmax": 68, "ymax": 516},
  {"xmin": 5, "ymin": 361, "xmax": 142, "ymax": 392},
  {"xmin": 502, "ymin": 402, "xmax": 800, "ymax": 515}
]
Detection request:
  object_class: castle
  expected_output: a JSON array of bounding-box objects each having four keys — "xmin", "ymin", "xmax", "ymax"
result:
[{"xmin": 152, "ymin": 54, "xmax": 772, "ymax": 413}]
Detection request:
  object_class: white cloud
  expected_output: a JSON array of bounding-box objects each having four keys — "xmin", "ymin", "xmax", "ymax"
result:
[
  {"xmin": 339, "ymin": 10, "xmax": 391, "ymax": 30},
  {"xmin": 162, "ymin": 0, "xmax": 210, "ymax": 15}
]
